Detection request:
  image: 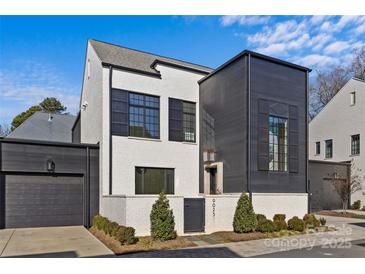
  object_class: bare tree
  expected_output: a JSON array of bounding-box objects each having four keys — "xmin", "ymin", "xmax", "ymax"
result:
[
  {"xmin": 0, "ymin": 124, "xmax": 11, "ymax": 138},
  {"xmin": 350, "ymin": 46, "xmax": 365, "ymax": 81},
  {"xmin": 327, "ymin": 160, "xmax": 363, "ymax": 214}
]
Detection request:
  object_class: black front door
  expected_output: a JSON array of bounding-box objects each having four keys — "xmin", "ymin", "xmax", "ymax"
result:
[{"xmin": 184, "ymin": 198, "xmax": 205, "ymax": 233}]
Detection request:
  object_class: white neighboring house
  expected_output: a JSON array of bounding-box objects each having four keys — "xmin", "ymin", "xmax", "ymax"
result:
[{"xmin": 309, "ymin": 77, "xmax": 365, "ymax": 207}]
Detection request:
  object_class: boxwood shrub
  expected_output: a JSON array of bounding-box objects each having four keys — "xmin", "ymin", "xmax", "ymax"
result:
[
  {"xmin": 273, "ymin": 214, "xmax": 287, "ymax": 231},
  {"xmin": 303, "ymin": 214, "xmax": 320, "ymax": 228},
  {"xmin": 92, "ymin": 214, "xmax": 138, "ymax": 245},
  {"xmin": 287, "ymin": 216, "xmax": 305, "ymax": 232}
]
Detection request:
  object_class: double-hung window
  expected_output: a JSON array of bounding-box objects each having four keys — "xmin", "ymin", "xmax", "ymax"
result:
[
  {"xmin": 351, "ymin": 134, "xmax": 360, "ymax": 155},
  {"xmin": 268, "ymin": 115, "xmax": 288, "ymax": 172},
  {"xmin": 315, "ymin": 141, "xmax": 321, "ymax": 155},
  {"xmin": 183, "ymin": 101, "xmax": 196, "ymax": 142},
  {"xmin": 169, "ymin": 98, "xmax": 196, "ymax": 142},
  {"xmin": 325, "ymin": 139, "xmax": 333, "ymax": 158}
]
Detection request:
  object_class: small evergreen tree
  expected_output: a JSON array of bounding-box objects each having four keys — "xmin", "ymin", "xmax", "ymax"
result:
[
  {"xmin": 233, "ymin": 193, "xmax": 257, "ymax": 233},
  {"xmin": 150, "ymin": 193, "xmax": 177, "ymax": 241}
]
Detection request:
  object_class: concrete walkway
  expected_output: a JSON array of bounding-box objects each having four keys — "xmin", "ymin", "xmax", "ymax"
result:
[
  {"xmin": 121, "ymin": 215, "xmax": 365, "ymax": 257},
  {"xmin": 0, "ymin": 226, "xmax": 114, "ymax": 258}
]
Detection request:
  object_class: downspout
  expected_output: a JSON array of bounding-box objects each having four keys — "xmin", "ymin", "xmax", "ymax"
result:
[
  {"xmin": 86, "ymin": 146, "xmax": 90, "ymax": 227},
  {"xmin": 109, "ymin": 65, "xmax": 113, "ymax": 195},
  {"xmin": 247, "ymin": 54, "xmax": 252, "ymax": 200},
  {"xmin": 305, "ymin": 70, "xmax": 310, "ymax": 213}
]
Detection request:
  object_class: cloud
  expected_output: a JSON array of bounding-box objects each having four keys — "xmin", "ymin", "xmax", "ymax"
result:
[
  {"xmin": 225, "ymin": 15, "xmax": 365, "ymax": 70},
  {"xmin": 296, "ymin": 54, "xmax": 339, "ymax": 68},
  {"xmin": 220, "ymin": 16, "xmax": 270, "ymax": 27},
  {"xmin": 323, "ymin": 41, "xmax": 350, "ymax": 55},
  {"xmin": 0, "ymin": 60, "xmax": 80, "ymax": 116}
]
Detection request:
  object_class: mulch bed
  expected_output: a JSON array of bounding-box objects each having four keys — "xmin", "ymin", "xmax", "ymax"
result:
[
  {"xmin": 89, "ymin": 227, "xmax": 196, "ymax": 255},
  {"xmin": 317, "ymin": 210, "xmax": 365, "ymax": 219}
]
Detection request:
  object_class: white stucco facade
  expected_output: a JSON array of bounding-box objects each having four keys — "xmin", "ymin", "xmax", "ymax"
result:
[
  {"xmin": 79, "ymin": 40, "xmax": 309, "ymax": 236},
  {"xmin": 309, "ymin": 78, "xmax": 365, "ymax": 205}
]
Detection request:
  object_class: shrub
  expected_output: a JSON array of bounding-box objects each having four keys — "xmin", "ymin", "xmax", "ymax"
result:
[
  {"xmin": 273, "ymin": 214, "xmax": 286, "ymax": 222},
  {"xmin": 351, "ymin": 200, "xmax": 361, "ymax": 210},
  {"xmin": 319, "ymin": 217, "xmax": 326, "ymax": 226},
  {"xmin": 303, "ymin": 214, "xmax": 320, "ymax": 228},
  {"xmin": 257, "ymin": 219, "xmax": 276, "ymax": 233},
  {"xmin": 92, "ymin": 214, "xmax": 138, "ymax": 245},
  {"xmin": 272, "ymin": 214, "xmax": 287, "ymax": 231},
  {"xmin": 287, "ymin": 216, "xmax": 305, "ymax": 232},
  {"xmin": 256, "ymin": 214, "xmax": 267, "ymax": 222},
  {"xmin": 233, "ymin": 193, "xmax": 257, "ymax": 233},
  {"xmin": 150, "ymin": 193, "xmax": 177, "ymax": 241},
  {"xmin": 114, "ymin": 226, "xmax": 138, "ymax": 245}
]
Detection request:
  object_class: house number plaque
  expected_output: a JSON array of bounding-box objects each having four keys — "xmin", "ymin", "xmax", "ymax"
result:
[{"xmin": 212, "ymin": 198, "xmax": 216, "ymax": 217}]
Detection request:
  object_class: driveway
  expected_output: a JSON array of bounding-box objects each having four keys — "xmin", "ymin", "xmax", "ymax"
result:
[
  {"xmin": 0, "ymin": 226, "xmax": 114, "ymax": 258},
  {"xmin": 121, "ymin": 215, "xmax": 365, "ymax": 258}
]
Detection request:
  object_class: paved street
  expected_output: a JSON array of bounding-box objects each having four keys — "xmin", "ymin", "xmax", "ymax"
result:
[{"xmin": 121, "ymin": 215, "xmax": 365, "ymax": 258}]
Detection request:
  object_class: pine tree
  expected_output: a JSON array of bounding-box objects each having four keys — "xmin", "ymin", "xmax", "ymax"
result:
[
  {"xmin": 150, "ymin": 193, "xmax": 177, "ymax": 241},
  {"xmin": 233, "ymin": 193, "xmax": 257, "ymax": 233}
]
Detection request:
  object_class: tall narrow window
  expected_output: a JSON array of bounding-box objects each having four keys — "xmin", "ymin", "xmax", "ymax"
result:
[
  {"xmin": 135, "ymin": 167, "xmax": 174, "ymax": 194},
  {"xmin": 325, "ymin": 139, "xmax": 333, "ymax": 158},
  {"xmin": 351, "ymin": 134, "xmax": 360, "ymax": 155},
  {"xmin": 183, "ymin": 101, "xmax": 196, "ymax": 142},
  {"xmin": 350, "ymin": 92, "xmax": 356, "ymax": 106},
  {"xmin": 315, "ymin": 142, "xmax": 321, "ymax": 155},
  {"xmin": 268, "ymin": 116, "xmax": 288, "ymax": 171},
  {"xmin": 129, "ymin": 92, "xmax": 160, "ymax": 139}
]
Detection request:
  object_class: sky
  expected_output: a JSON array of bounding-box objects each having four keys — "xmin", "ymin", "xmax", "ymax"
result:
[{"xmin": 1, "ymin": 15, "xmax": 365, "ymax": 125}]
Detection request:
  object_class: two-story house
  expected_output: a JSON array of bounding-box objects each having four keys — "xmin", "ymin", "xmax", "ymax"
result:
[
  {"xmin": 74, "ymin": 39, "xmax": 310, "ymax": 235},
  {"xmin": 309, "ymin": 77, "xmax": 365, "ymax": 207}
]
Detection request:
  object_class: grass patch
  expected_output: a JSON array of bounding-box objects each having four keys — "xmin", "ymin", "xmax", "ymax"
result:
[{"xmin": 317, "ymin": 211, "xmax": 365, "ymax": 220}]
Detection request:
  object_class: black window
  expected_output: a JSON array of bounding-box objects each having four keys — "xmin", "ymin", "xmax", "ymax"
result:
[
  {"xmin": 169, "ymin": 98, "xmax": 196, "ymax": 142},
  {"xmin": 135, "ymin": 167, "xmax": 174, "ymax": 194},
  {"xmin": 325, "ymin": 139, "xmax": 333, "ymax": 158},
  {"xmin": 268, "ymin": 116, "xmax": 288, "ymax": 171},
  {"xmin": 351, "ymin": 134, "xmax": 360, "ymax": 155},
  {"xmin": 315, "ymin": 142, "xmax": 321, "ymax": 155},
  {"xmin": 129, "ymin": 92, "xmax": 159, "ymax": 139},
  {"xmin": 183, "ymin": 101, "xmax": 196, "ymax": 142}
]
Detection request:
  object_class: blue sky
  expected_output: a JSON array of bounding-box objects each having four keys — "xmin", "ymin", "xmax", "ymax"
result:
[{"xmin": 1, "ymin": 15, "xmax": 364, "ymax": 125}]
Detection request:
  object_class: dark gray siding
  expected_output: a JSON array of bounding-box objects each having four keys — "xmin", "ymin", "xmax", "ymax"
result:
[
  {"xmin": 308, "ymin": 161, "xmax": 350, "ymax": 212},
  {"xmin": 5, "ymin": 175, "xmax": 84, "ymax": 228},
  {"xmin": 199, "ymin": 56, "xmax": 248, "ymax": 193},
  {"xmin": 72, "ymin": 114, "xmax": 81, "ymax": 143},
  {"xmin": 249, "ymin": 56, "xmax": 307, "ymax": 193},
  {"xmin": 0, "ymin": 140, "xmax": 99, "ymax": 228}
]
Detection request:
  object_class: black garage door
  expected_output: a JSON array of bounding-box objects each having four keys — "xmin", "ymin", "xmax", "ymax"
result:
[{"xmin": 4, "ymin": 174, "xmax": 84, "ymax": 228}]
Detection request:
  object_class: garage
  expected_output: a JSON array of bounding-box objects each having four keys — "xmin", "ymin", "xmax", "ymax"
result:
[
  {"xmin": 4, "ymin": 174, "xmax": 84, "ymax": 228},
  {"xmin": 0, "ymin": 138, "xmax": 99, "ymax": 229}
]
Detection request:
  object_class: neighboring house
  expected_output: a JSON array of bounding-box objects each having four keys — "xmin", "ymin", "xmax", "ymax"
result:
[
  {"xmin": 309, "ymin": 77, "xmax": 365, "ymax": 206},
  {"xmin": 7, "ymin": 112, "xmax": 76, "ymax": 143},
  {"xmin": 75, "ymin": 39, "xmax": 311, "ymax": 235}
]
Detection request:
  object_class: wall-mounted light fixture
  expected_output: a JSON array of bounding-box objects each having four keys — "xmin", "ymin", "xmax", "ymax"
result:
[{"xmin": 47, "ymin": 159, "xmax": 55, "ymax": 172}]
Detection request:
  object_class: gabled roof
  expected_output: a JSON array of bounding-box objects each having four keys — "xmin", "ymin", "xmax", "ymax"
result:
[
  {"xmin": 89, "ymin": 39, "xmax": 213, "ymax": 76},
  {"xmin": 309, "ymin": 77, "xmax": 365, "ymax": 124},
  {"xmin": 7, "ymin": 112, "xmax": 76, "ymax": 143}
]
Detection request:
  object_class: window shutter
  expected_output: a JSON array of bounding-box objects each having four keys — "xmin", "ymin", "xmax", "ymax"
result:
[
  {"xmin": 169, "ymin": 98, "xmax": 183, "ymax": 141},
  {"xmin": 257, "ymin": 99, "xmax": 269, "ymax": 170},
  {"xmin": 288, "ymin": 105, "xmax": 299, "ymax": 173},
  {"xmin": 111, "ymin": 89, "xmax": 128, "ymax": 136}
]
